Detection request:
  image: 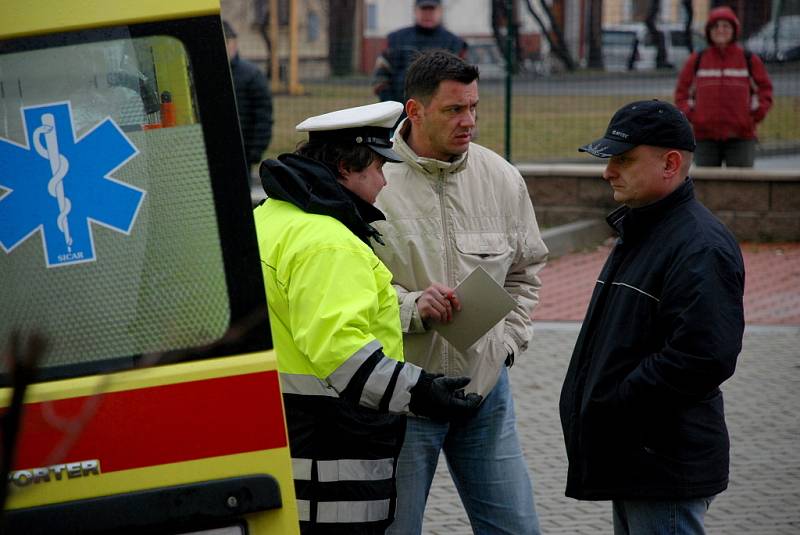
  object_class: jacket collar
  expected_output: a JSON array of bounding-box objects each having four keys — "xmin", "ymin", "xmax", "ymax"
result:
[
  {"xmin": 391, "ymin": 119, "xmax": 469, "ymax": 177},
  {"xmin": 606, "ymin": 178, "xmax": 695, "ymax": 242},
  {"xmin": 260, "ymin": 153, "xmax": 386, "ymax": 247}
]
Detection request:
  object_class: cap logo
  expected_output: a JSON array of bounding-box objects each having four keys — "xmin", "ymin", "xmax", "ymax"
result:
[
  {"xmin": 582, "ymin": 143, "xmax": 613, "ymax": 158},
  {"xmin": 611, "ymin": 129, "xmax": 629, "ymax": 139},
  {"xmin": 355, "ymin": 136, "xmax": 363, "ymax": 143}
]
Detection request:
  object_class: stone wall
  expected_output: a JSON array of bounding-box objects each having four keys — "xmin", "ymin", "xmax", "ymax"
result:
[{"xmin": 519, "ymin": 164, "xmax": 800, "ymax": 242}]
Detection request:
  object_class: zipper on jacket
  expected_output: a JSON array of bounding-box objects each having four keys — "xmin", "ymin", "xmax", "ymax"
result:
[{"xmin": 436, "ymin": 170, "xmax": 452, "ymax": 373}]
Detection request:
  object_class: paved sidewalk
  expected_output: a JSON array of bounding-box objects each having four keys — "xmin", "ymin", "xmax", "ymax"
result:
[
  {"xmin": 534, "ymin": 242, "xmax": 800, "ymax": 325},
  {"xmin": 421, "ymin": 243, "xmax": 800, "ymax": 534}
]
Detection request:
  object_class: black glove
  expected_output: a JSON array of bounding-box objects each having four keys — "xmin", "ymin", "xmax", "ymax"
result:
[{"xmin": 409, "ymin": 372, "xmax": 483, "ymax": 422}]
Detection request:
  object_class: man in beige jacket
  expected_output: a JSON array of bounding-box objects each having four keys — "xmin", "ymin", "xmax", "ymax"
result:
[{"xmin": 373, "ymin": 50, "xmax": 548, "ymax": 535}]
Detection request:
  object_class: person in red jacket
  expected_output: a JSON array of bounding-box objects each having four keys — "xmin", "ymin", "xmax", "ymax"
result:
[{"xmin": 674, "ymin": 6, "xmax": 773, "ymax": 167}]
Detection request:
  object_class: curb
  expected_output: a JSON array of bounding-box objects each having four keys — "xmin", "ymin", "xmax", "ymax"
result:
[{"xmin": 541, "ymin": 219, "xmax": 612, "ymax": 259}]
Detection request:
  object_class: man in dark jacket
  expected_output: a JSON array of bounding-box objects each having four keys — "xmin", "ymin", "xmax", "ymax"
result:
[
  {"xmin": 224, "ymin": 20, "xmax": 273, "ymax": 175},
  {"xmin": 372, "ymin": 0, "xmax": 467, "ymax": 104},
  {"xmin": 560, "ymin": 100, "xmax": 745, "ymax": 534}
]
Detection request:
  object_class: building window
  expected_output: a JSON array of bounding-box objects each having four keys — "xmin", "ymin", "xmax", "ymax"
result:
[
  {"xmin": 308, "ymin": 11, "xmax": 320, "ymax": 42},
  {"xmin": 367, "ymin": 4, "xmax": 378, "ymax": 31}
]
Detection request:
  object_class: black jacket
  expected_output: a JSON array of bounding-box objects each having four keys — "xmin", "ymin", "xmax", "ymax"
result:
[
  {"xmin": 230, "ymin": 54, "xmax": 273, "ymax": 166},
  {"xmin": 559, "ymin": 179, "xmax": 745, "ymax": 500},
  {"xmin": 373, "ymin": 25, "xmax": 466, "ymax": 103},
  {"xmin": 260, "ymin": 154, "xmax": 385, "ymax": 247}
]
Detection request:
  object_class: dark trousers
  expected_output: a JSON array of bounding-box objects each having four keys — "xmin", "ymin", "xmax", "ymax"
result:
[{"xmin": 695, "ymin": 139, "xmax": 756, "ymax": 168}]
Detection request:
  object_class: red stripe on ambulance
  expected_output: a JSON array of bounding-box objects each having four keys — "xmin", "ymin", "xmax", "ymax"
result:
[{"xmin": 13, "ymin": 371, "xmax": 286, "ymax": 473}]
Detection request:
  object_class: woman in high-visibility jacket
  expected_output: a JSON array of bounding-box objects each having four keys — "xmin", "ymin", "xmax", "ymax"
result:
[{"xmin": 253, "ymin": 101, "xmax": 482, "ymax": 535}]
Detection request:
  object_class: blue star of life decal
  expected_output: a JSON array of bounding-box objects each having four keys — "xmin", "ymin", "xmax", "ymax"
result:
[{"xmin": 0, "ymin": 101, "xmax": 145, "ymax": 268}]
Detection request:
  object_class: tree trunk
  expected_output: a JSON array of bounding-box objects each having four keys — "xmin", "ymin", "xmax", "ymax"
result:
[
  {"xmin": 329, "ymin": 0, "xmax": 356, "ymax": 76},
  {"xmin": 646, "ymin": 0, "xmax": 672, "ymax": 68},
  {"xmin": 587, "ymin": 0, "xmax": 604, "ymax": 69},
  {"xmin": 523, "ymin": 0, "xmax": 576, "ymax": 70}
]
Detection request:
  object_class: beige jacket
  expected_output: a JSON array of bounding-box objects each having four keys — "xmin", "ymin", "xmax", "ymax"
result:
[{"xmin": 373, "ymin": 123, "xmax": 548, "ymax": 396}]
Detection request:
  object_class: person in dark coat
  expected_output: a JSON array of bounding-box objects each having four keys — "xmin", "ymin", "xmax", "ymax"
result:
[
  {"xmin": 223, "ymin": 19, "xmax": 274, "ymax": 173},
  {"xmin": 371, "ymin": 0, "xmax": 467, "ymax": 104},
  {"xmin": 560, "ymin": 99, "xmax": 745, "ymax": 535}
]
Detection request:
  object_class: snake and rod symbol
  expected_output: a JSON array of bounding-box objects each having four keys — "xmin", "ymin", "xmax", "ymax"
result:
[{"xmin": 33, "ymin": 113, "xmax": 72, "ymax": 251}]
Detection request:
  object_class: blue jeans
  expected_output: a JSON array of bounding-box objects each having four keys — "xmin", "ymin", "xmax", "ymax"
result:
[
  {"xmin": 612, "ymin": 497, "xmax": 715, "ymax": 535},
  {"xmin": 387, "ymin": 367, "xmax": 541, "ymax": 535}
]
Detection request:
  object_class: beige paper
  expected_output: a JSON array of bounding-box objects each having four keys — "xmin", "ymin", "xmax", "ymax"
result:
[{"xmin": 432, "ymin": 266, "xmax": 517, "ymax": 352}]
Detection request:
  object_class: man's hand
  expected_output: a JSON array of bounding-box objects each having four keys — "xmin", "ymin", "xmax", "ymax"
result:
[
  {"xmin": 416, "ymin": 283, "xmax": 461, "ymax": 324},
  {"xmin": 409, "ymin": 372, "xmax": 482, "ymax": 422}
]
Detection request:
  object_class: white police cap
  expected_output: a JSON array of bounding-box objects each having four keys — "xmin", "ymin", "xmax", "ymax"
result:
[{"xmin": 296, "ymin": 101, "xmax": 404, "ymax": 162}]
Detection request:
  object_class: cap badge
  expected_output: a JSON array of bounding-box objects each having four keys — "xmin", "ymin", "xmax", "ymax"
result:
[{"xmin": 583, "ymin": 143, "xmax": 613, "ymax": 158}]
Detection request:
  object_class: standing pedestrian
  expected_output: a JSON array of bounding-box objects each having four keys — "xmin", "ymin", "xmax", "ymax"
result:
[
  {"xmin": 674, "ymin": 6, "xmax": 773, "ymax": 167},
  {"xmin": 561, "ymin": 99, "xmax": 745, "ymax": 535},
  {"xmin": 224, "ymin": 19, "xmax": 274, "ymax": 179},
  {"xmin": 373, "ymin": 50, "xmax": 547, "ymax": 535},
  {"xmin": 254, "ymin": 100, "xmax": 481, "ymax": 534},
  {"xmin": 372, "ymin": 0, "xmax": 467, "ymax": 105}
]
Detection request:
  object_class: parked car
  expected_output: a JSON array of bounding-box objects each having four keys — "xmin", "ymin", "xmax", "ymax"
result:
[
  {"xmin": 602, "ymin": 23, "xmax": 705, "ymax": 71},
  {"xmin": 745, "ymin": 15, "xmax": 800, "ymax": 63},
  {"xmin": 465, "ymin": 39, "xmax": 507, "ymax": 79}
]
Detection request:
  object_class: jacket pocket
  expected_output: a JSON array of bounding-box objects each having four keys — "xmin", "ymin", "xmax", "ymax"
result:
[{"xmin": 454, "ymin": 232, "xmax": 509, "ymax": 257}]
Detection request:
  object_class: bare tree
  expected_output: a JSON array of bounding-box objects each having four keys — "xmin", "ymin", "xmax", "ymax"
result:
[
  {"xmin": 491, "ymin": 0, "xmax": 522, "ymax": 74},
  {"xmin": 522, "ymin": 0, "xmax": 576, "ymax": 71},
  {"xmin": 252, "ymin": 0, "xmax": 273, "ymax": 68},
  {"xmin": 645, "ymin": 0, "xmax": 672, "ymax": 68},
  {"xmin": 329, "ymin": 0, "xmax": 357, "ymax": 75},
  {"xmin": 587, "ymin": 0, "xmax": 604, "ymax": 68},
  {"xmin": 682, "ymin": 0, "xmax": 694, "ymax": 53}
]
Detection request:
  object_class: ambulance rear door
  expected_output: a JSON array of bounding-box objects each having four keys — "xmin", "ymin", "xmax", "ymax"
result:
[{"xmin": 0, "ymin": 2, "xmax": 298, "ymax": 533}]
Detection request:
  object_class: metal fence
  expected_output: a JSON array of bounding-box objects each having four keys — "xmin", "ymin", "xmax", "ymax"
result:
[
  {"xmin": 224, "ymin": 0, "xmax": 800, "ymax": 167},
  {"xmin": 267, "ymin": 68, "xmax": 799, "ymax": 167}
]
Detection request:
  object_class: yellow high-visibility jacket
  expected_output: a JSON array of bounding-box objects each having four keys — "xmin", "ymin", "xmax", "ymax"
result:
[{"xmin": 254, "ymin": 154, "xmax": 422, "ymax": 531}]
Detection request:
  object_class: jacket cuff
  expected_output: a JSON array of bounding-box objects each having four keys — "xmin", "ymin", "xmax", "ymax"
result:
[
  {"xmin": 400, "ymin": 291, "xmax": 426, "ymax": 333},
  {"xmin": 504, "ymin": 337, "xmax": 519, "ymax": 364}
]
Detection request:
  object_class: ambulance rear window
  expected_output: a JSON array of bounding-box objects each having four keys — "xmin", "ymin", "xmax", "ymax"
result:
[{"xmin": 1, "ymin": 30, "xmax": 246, "ymax": 379}]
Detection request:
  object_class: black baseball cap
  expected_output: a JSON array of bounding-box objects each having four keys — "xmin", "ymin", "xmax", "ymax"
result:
[
  {"xmin": 416, "ymin": 0, "xmax": 442, "ymax": 7},
  {"xmin": 578, "ymin": 99, "xmax": 696, "ymax": 158}
]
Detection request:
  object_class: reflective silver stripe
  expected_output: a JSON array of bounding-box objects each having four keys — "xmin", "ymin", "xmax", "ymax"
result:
[
  {"xmin": 359, "ymin": 357, "xmax": 398, "ymax": 409},
  {"xmin": 292, "ymin": 458, "xmax": 312, "ymax": 480},
  {"xmin": 280, "ymin": 373, "xmax": 339, "ymax": 397},
  {"xmin": 327, "ymin": 339, "xmax": 383, "ymax": 393},
  {"xmin": 317, "ymin": 499, "xmax": 391, "ymax": 523},
  {"xmin": 696, "ymin": 68, "xmax": 748, "ymax": 78},
  {"xmin": 722, "ymin": 68, "xmax": 749, "ymax": 77},
  {"xmin": 611, "ymin": 282, "xmax": 661, "ymax": 302},
  {"xmin": 316, "ymin": 458, "xmax": 394, "ymax": 482},
  {"xmin": 296, "ymin": 499, "xmax": 311, "ymax": 522},
  {"xmin": 388, "ymin": 362, "xmax": 421, "ymax": 413}
]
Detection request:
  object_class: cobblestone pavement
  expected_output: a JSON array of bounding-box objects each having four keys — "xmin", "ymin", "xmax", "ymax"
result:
[
  {"xmin": 534, "ymin": 242, "xmax": 800, "ymax": 325},
  {"xmin": 420, "ymin": 243, "xmax": 800, "ymax": 534},
  {"xmin": 423, "ymin": 323, "xmax": 800, "ymax": 534}
]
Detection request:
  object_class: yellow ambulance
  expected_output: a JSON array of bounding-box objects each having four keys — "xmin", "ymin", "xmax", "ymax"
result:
[{"xmin": 0, "ymin": 1, "xmax": 299, "ymax": 533}]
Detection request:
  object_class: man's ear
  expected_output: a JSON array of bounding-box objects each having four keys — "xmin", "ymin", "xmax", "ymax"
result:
[
  {"xmin": 406, "ymin": 98, "xmax": 423, "ymax": 124},
  {"xmin": 663, "ymin": 150, "xmax": 682, "ymax": 178}
]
